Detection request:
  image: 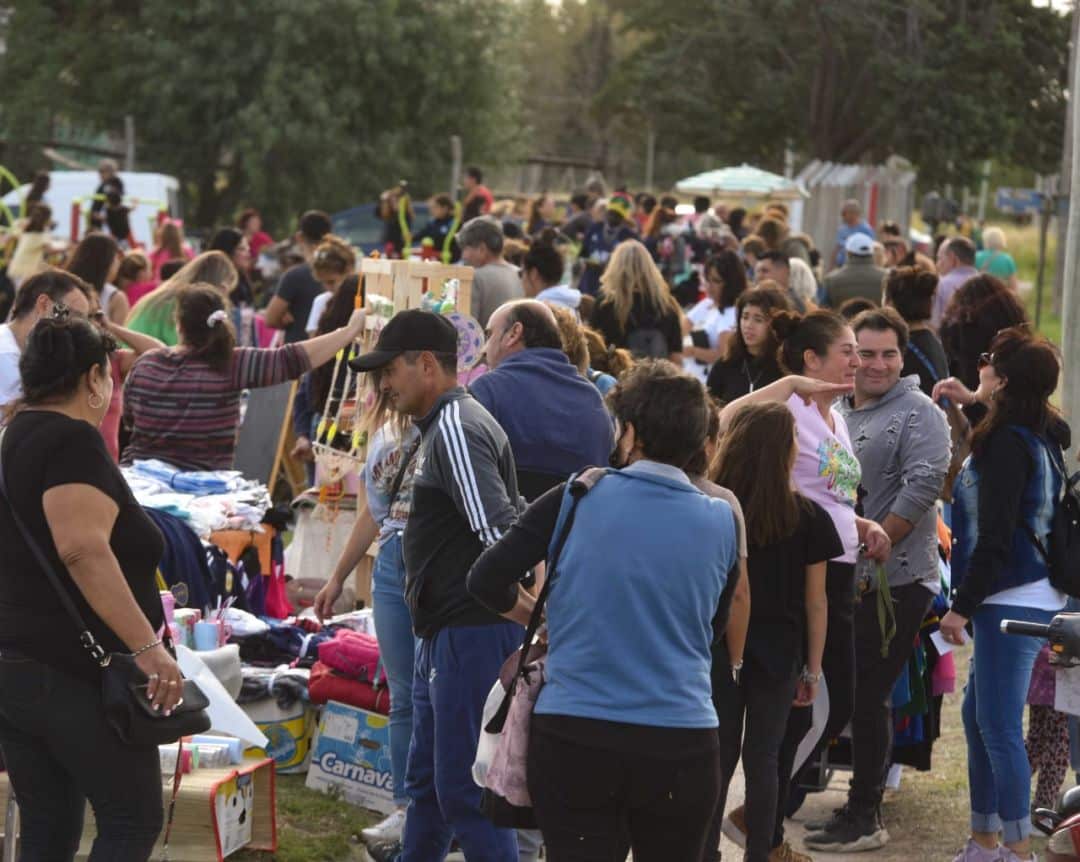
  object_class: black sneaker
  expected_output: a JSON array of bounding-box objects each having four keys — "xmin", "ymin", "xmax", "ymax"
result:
[
  {"xmin": 804, "ymin": 808, "xmax": 889, "ymax": 852},
  {"xmin": 803, "ymin": 803, "xmax": 851, "ymax": 833}
]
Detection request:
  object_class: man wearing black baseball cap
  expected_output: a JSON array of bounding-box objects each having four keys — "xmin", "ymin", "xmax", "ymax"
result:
[{"xmin": 352, "ymin": 309, "xmax": 525, "ymax": 860}]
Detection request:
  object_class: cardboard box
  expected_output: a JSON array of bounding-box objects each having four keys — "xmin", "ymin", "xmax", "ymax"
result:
[
  {"xmin": 305, "ymin": 700, "xmax": 396, "ymax": 815},
  {"xmin": 243, "ymin": 699, "xmax": 318, "ymax": 774}
]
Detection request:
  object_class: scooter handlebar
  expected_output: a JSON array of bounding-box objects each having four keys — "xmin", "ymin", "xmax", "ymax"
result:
[{"xmin": 1000, "ymin": 620, "xmax": 1053, "ymax": 638}]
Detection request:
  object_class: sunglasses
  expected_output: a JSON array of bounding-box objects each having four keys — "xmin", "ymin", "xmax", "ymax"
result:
[{"xmin": 977, "ymin": 352, "xmax": 994, "ymax": 370}]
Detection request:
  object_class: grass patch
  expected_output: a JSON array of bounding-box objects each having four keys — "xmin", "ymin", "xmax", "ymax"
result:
[{"xmin": 235, "ymin": 775, "xmax": 378, "ymax": 862}]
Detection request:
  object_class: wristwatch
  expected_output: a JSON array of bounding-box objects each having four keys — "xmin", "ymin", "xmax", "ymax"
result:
[{"xmin": 800, "ymin": 666, "xmax": 822, "ymax": 685}]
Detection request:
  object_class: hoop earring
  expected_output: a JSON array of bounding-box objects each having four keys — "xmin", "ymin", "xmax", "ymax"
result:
[{"xmin": 88, "ymin": 393, "xmax": 104, "ymax": 410}]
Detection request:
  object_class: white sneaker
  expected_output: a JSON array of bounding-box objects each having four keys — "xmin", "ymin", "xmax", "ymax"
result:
[{"xmin": 361, "ymin": 808, "xmax": 407, "ymax": 844}]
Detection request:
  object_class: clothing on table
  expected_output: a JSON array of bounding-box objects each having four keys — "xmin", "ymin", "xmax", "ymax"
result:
[
  {"xmin": 590, "ymin": 293, "xmax": 683, "ymax": 359},
  {"xmin": 0, "ymin": 655, "xmax": 164, "ymax": 861},
  {"xmin": 578, "ymin": 222, "xmax": 636, "ymax": 295},
  {"xmin": 903, "ymin": 328, "xmax": 949, "ymax": 399},
  {"xmin": 144, "ymin": 508, "xmax": 216, "ymax": 619},
  {"xmin": 122, "ymin": 343, "xmax": 311, "ymax": 471},
  {"xmin": 963, "ymin": 602, "xmax": 1054, "ymax": 844},
  {"xmin": 469, "ymin": 260, "xmax": 522, "ymax": 327},
  {"xmin": 0, "ymin": 411, "xmax": 165, "ymax": 684},
  {"xmin": 950, "ymin": 422, "xmax": 1070, "ymax": 618},
  {"xmin": 275, "ymin": 262, "xmax": 325, "ymax": 344},
  {"xmin": 931, "ymin": 265, "xmax": 979, "ymax": 330},
  {"xmin": 838, "ymin": 375, "xmax": 951, "ymax": 593},
  {"xmin": 976, "ymin": 249, "xmax": 1018, "ymax": 281},
  {"xmin": 786, "ymin": 392, "xmax": 861, "ymax": 563},
  {"xmin": 706, "ymin": 353, "xmax": 783, "ymax": 404},
  {"xmin": 468, "ymin": 347, "xmax": 614, "ymax": 502},
  {"xmin": 0, "ymin": 322, "xmax": 22, "ymax": 408},
  {"xmin": 682, "ymin": 297, "xmax": 736, "ymax": 383}
]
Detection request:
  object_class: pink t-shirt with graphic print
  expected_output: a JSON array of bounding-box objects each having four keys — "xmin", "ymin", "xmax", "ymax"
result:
[{"xmin": 787, "ymin": 393, "xmax": 861, "ymax": 563}]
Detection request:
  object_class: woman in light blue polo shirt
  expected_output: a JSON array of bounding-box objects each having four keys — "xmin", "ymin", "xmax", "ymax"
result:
[{"xmin": 469, "ymin": 360, "xmax": 738, "ymax": 862}]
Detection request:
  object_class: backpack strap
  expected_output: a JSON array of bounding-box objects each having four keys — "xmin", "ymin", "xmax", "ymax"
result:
[{"xmin": 906, "ymin": 341, "xmax": 941, "ymax": 384}]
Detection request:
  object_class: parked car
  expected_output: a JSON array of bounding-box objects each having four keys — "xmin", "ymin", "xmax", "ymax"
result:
[{"xmin": 331, "ymin": 202, "xmax": 431, "ymax": 254}]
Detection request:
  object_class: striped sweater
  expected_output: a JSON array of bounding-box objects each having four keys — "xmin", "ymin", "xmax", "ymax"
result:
[{"xmin": 122, "ymin": 345, "xmax": 311, "ymax": 471}]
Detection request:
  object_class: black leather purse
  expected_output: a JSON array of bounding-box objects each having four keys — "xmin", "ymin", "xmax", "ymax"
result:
[{"xmin": 0, "ymin": 434, "xmax": 210, "ymax": 746}]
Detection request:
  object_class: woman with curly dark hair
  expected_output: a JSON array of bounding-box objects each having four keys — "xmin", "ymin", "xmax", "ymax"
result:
[
  {"xmin": 884, "ymin": 265, "xmax": 948, "ymax": 398},
  {"xmin": 939, "ymin": 274, "xmax": 1027, "ymax": 420}
]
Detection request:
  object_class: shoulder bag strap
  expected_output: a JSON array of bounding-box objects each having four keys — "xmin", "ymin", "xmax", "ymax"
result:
[
  {"xmin": 387, "ymin": 434, "xmax": 421, "ymax": 508},
  {"xmin": 0, "ymin": 428, "xmax": 110, "ymax": 667},
  {"xmin": 906, "ymin": 340, "xmax": 941, "ymax": 384}
]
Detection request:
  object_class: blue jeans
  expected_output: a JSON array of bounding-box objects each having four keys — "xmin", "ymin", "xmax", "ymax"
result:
[
  {"xmin": 963, "ymin": 602, "xmax": 1053, "ymax": 844},
  {"xmin": 401, "ymin": 622, "xmax": 524, "ymax": 862},
  {"xmin": 372, "ymin": 532, "xmax": 417, "ymax": 807}
]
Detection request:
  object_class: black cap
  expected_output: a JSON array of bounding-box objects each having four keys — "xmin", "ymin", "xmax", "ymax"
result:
[{"xmin": 348, "ymin": 309, "xmax": 458, "ymax": 372}]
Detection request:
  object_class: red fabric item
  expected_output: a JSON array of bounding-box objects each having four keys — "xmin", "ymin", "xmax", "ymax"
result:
[
  {"xmin": 308, "ymin": 661, "xmax": 389, "ymax": 714},
  {"xmin": 318, "ymin": 630, "xmax": 385, "ymax": 684},
  {"xmin": 263, "ymin": 554, "xmax": 293, "ymax": 620}
]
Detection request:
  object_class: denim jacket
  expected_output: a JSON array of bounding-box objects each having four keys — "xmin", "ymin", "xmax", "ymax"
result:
[{"xmin": 951, "ymin": 424, "xmax": 1062, "ymax": 617}]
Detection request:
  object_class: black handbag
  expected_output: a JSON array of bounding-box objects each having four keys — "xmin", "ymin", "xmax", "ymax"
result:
[{"xmin": 0, "ymin": 432, "xmax": 211, "ymax": 746}]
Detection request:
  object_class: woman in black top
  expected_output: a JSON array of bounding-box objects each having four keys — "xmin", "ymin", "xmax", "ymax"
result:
[
  {"xmin": 590, "ymin": 240, "xmax": 684, "ymax": 361},
  {"xmin": 0, "ymin": 310, "xmax": 181, "ymax": 861},
  {"xmin": 706, "ymin": 285, "xmax": 790, "ymax": 403},
  {"xmin": 883, "ymin": 265, "xmax": 948, "ymax": 398},
  {"xmin": 706, "ymin": 402, "xmax": 839, "ymax": 862}
]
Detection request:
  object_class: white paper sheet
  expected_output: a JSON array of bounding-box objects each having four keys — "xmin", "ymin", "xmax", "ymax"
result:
[{"xmin": 176, "ymin": 644, "xmax": 268, "ymax": 748}]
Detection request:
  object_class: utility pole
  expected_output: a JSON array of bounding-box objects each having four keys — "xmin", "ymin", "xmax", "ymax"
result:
[
  {"xmin": 1061, "ymin": 0, "xmax": 1080, "ymax": 459},
  {"xmin": 1055, "ymin": 1, "xmax": 1080, "ymax": 315}
]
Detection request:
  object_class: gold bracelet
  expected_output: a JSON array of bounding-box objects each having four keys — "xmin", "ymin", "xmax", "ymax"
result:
[{"xmin": 131, "ymin": 638, "xmax": 163, "ymax": 658}]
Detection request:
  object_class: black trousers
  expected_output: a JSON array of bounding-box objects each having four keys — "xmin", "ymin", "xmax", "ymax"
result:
[
  {"xmin": 528, "ymin": 721, "xmax": 721, "ymax": 862},
  {"xmin": 706, "ymin": 644, "xmax": 799, "ymax": 862},
  {"xmin": 848, "ymin": 582, "xmax": 934, "ymax": 811},
  {"xmin": 0, "ymin": 654, "xmax": 163, "ymax": 861},
  {"xmin": 773, "ymin": 560, "xmax": 856, "ymax": 847}
]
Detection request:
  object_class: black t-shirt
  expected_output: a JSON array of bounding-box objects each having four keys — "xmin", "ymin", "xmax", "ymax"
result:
[
  {"xmin": 275, "ymin": 263, "xmax": 324, "ymax": 344},
  {"xmin": 744, "ymin": 497, "xmax": 842, "ymax": 680},
  {"xmin": 0, "ymin": 411, "xmax": 165, "ymax": 682},
  {"xmin": 903, "ymin": 328, "xmax": 948, "ymax": 399},
  {"xmin": 590, "ymin": 294, "xmax": 682, "ymax": 358},
  {"xmin": 707, "ymin": 354, "xmax": 783, "ymax": 405}
]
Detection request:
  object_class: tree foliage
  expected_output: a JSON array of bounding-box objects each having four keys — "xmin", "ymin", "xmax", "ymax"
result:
[
  {"xmin": 0, "ymin": 0, "xmax": 523, "ymax": 229},
  {"xmin": 609, "ymin": 0, "xmax": 1071, "ymax": 186}
]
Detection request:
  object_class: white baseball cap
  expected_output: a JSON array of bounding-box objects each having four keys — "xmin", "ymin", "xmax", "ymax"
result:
[{"xmin": 845, "ymin": 233, "xmax": 874, "ymax": 257}]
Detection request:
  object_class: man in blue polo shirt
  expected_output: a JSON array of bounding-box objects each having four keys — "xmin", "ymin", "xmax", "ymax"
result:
[{"xmin": 470, "ymin": 299, "xmax": 614, "ymax": 501}]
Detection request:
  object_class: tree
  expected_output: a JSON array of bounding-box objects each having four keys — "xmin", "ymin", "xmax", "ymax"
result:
[
  {"xmin": 611, "ymin": 0, "xmax": 1070, "ymax": 186},
  {"xmin": 0, "ymin": 0, "xmax": 524, "ymax": 230}
]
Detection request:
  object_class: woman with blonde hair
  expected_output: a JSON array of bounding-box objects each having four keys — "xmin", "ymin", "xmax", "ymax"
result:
[
  {"xmin": 787, "ymin": 257, "xmax": 819, "ymax": 313},
  {"xmin": 589, "ymin": 239, "xmax": 684, "ymax": 361},
  {"xmin": 976, "ymin": 226, "xmax": 1019, "ymax": 291},
  {"xmin": 125, "ymin": 251, "xmax": 239, "ymax": 345}
]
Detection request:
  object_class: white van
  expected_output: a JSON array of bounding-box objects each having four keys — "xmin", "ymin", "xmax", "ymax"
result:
[{"xmin": 2, "ymin": 171, "xmax": 182, "ymax": 248}]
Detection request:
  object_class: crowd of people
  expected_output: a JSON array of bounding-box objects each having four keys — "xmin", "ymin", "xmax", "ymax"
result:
[{"xmin": 0, "ymin": 164, "xmax": 1068, "ymax": 862}]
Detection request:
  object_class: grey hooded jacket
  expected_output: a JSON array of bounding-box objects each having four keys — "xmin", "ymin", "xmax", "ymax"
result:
[{"xmin": 838, "ymin": 375, "xmax": 951, "ymax": 592}]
